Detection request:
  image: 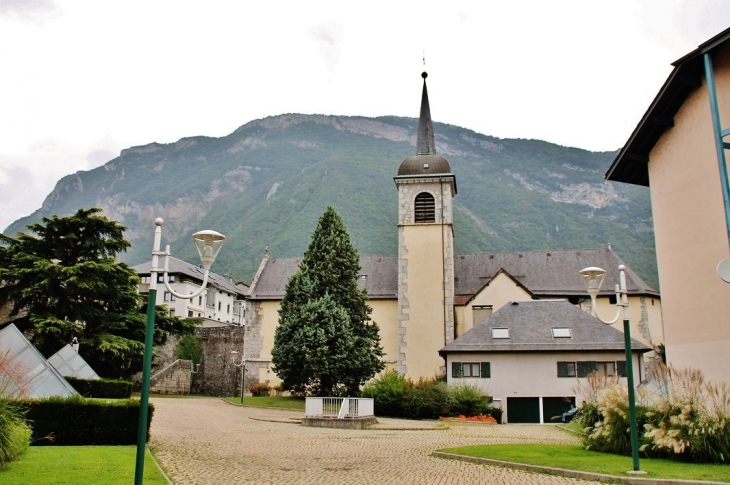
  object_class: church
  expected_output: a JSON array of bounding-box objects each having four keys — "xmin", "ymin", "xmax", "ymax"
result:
[{"xmin": 241, "ymin": 73, "xmax": 663, "ymax": 390}]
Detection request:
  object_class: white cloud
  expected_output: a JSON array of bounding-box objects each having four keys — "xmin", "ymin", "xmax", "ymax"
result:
[
  {"xmin": 0, "ymin": 136, "xmax": 119, "ymax": 231},
  {"xmin": 0, "ymin": 0, "xmax": 61, "ymax": 22},
  {"xmin": 307, "ymin": 21, "xmax": 344, "ymax": 73}
]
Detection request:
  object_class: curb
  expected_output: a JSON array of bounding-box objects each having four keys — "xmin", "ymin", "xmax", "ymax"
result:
[
  {"xmin": 147, "ymin": 446, "xmax": 174, "ymax": 485},
  {"xmin": 432, "ymin": 452, "xmax": 728, "ymax": 485}
]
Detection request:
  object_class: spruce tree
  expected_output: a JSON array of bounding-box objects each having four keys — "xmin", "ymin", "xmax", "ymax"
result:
[{"xmin": 272, "ymin": 207, "xmax": 384, "ymax": 396}]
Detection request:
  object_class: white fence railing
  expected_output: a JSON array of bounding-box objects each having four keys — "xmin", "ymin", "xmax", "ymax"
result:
[{"xmin": 305, "ymin": 397, "xmax": 374, "ymax": 418}]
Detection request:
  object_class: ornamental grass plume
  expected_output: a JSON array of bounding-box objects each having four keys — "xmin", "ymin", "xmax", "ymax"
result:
[{"xmin": 642, "ymin": 364, "xmax": 730, "ymax": 463}]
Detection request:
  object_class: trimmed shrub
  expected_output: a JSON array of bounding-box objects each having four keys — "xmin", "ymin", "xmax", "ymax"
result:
[
  {"xmin": 487, "ymin": 406, "xmax": 503, "ymax": 424},
  {"xmin": 251, "ymin": 383, "xmax": 271, "ymax": 397},
  {"xmin": 0, "ymin": 399, "xmax": 31, "ymax": 467},
  {"xmin": 401, "ymin": 377, "xmax": 453, "ymax": 419},
  {"xmin": 23, "ymin": 395, "xmax": 153, "ymax": 445},
  {"xmin": 448, "ymin": 383, "xmax": 491, "ymax": 417},
  {"xmin": 65, "ymin": 377, "xmax": 132, "ymax": 399},
  {"xmin": 362, "ymin": 369, "xmax": 407, "ymax": 417}
]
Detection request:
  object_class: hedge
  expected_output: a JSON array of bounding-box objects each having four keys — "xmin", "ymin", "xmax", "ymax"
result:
[
  {"xmin": 65, "ymin": 377, "xmax": 132, "ymax": 399},
  {"xmin": 23, "ymin": 395, "xmax": 153, "ymax": 446}
]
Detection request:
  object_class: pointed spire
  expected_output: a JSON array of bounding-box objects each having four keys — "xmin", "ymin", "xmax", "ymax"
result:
[{"xmin": 416, "ymin": 72, "xmax": 436, "ymax": 155}]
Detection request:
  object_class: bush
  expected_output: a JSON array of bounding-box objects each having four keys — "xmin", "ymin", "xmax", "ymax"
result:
[
  {"xmin": 65, "ymin": 377, "xmax": 132, "ymax": 399},
  {"xmin": 402, "ymin": 377, "xmax": 453, "ymax": 419},
  {"xmin": 0, "ymin": 399, "xmax": 31, "ymax": 467},
  {"xmin": 176, "ymin": 334, "xmax": 202, "ymax": 364},
  {"xmin": 251, "ymin": 383, "xmax": 271, "ymax": 397},
  {"xmin": 448, "ymin": 383, "xmax": 492, "ymax": 417},
  {"xmin": 22, "ymin": 395, "xmax": 153, "ymax": 445},
  {"xmin": 362, "ymin": 369, "xmax": 407, "ymax": 417},
  {"xmin": 641, "ymin": 366, "xmax": 730, "ymax": 463},
  {"xmin": 487, "ymin": 406, "xmax": 503, "ymax": 424}
]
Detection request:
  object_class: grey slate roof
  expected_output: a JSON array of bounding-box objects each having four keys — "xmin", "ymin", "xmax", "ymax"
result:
[
  {"xmin": 248, "ymin": 248, "xmax": 657, "ymax": 301},
  {"xmin": 440, "ymin": 300, "xmax": 651, "ymax": 354},
  {"xmin": 133, "ymin": 257, "xmax": 246, "ymax": 297},
  {"xmin": 250, "ymin": 255, "xmax": 398, "ymax": 300},
  {"xmin": 454, "ymin": 248, "xmax": 658, "ymax": 298}
]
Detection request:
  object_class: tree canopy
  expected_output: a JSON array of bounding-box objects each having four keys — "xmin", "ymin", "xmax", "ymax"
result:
[
  {"xmin": 0, "ymin": 208, "xmax": 195, "ymax": 378},
  {"xmin": 271, "ymin": 206, "xmax": 384, "ymax": 396}
]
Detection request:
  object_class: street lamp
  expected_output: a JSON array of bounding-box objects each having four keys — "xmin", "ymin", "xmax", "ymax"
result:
[
  {"xmin": 231, "ymin": 350, "xmax": 246, "ymax": 404},
  {"xmin": 135, "ymin": 218, "xmax": 225, "ymax": 485},
  {"xmin": 579, "ymin": 265, "xmax": 645, "ymax": 475}
]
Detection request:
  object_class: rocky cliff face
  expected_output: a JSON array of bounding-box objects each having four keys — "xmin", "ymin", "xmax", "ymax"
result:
[{"xmin": 5, "ymin": 114, "xmax": 657, "ymax": 288}]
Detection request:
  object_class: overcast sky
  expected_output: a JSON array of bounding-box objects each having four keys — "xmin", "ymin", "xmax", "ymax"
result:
[{"xmin": 1, "ymin": 1, "xmax": 729, "ymax": 231}]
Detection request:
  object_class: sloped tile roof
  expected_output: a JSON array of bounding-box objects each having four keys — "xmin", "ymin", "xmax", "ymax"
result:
[
  {"xmin": 133, "ymin": 256, "xmax": 246, "ymax": 297},
  {"xmin": 454, "ymin": 248, "xmax": 658, "ymax": 298},
  {"xmin": 440, "ymin": 300, "xmax": 651, "ymax": 354},
  {"xmin": 250, "ymin": 255, "xmax": 398, "ymax": 300},
  {"xmin": 248, "ymin": 248, "xmax": 657, "ymax": 301}
]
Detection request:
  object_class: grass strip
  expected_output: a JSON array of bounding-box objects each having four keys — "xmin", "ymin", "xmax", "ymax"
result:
[
  {"xmin": 223, "ymin": 396, "xmax": 306, "ymax": 410},
  {"xmin": 439, "ymin": 444, "xmax": 730, "ymax": 483},
  {"xmin": 0, "ymin": 446, "xmax": 168, "ymax": 485}
]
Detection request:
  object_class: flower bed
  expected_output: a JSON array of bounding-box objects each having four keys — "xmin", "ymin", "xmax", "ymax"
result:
[{"xmin": 439, "ymin": 415, "xmax": 498, "ymax": 424}]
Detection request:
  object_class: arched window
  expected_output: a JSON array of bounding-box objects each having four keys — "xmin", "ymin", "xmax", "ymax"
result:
[{"xmin": 414, "ymin": 192, "xmax": 435, "ymax": 223}]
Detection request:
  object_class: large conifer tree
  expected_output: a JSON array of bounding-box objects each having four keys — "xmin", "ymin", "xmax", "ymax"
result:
[
  {"xmin": 272, "ymin": 207, "xmax": 384, "ymax": 396},
  {"xmin": 0, "ymin": 208, "xmax": 195, "ymax": 378}
]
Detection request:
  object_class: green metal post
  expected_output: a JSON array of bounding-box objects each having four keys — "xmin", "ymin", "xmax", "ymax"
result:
[
  {"xmin": 704, "ymin": 52, "xmax": 730, "ymax": 246},
  {"xmin": 623, "ymin": 318, "xmax": 641, "ymax": 472},
  {"xmin": 134, "ymin": 289, "xmax": 157, "ymax": 485},
  {"xmin": 240, "ymin": 364, "xmax": 245, "ymax": 404}
]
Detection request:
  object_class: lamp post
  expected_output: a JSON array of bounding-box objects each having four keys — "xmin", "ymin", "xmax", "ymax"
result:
[
  {"xmin": 231, "ymin": 350, "xmax": 246, "ymax": 404},
  {"xmin": 579, "ymin": 265, "xmax": 644, "ymax": 475},
  {"xmin": 134, "ymin": 218, "xmax": 225, "ymax": 485},
  {"xmin": 190, "ymin": 362, "xmax": 201, "ymax": 394}
]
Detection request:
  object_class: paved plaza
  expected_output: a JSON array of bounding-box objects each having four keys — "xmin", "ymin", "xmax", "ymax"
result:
[{"xmin": 148, "ymin": 396, "xmax": 608, "ymax": 485}]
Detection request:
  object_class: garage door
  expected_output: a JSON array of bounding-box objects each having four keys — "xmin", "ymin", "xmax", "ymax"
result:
[
  {"xmin": 506, "ymin": 397, "xmax": 540, "ymax": 423},
  {"xmin": 542, "ymin": 397, "xmax": 576, "ymax": 423}
]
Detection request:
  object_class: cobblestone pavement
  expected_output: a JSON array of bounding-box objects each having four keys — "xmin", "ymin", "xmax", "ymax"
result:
[{"xmin": 149, "ymin": 397, "xmax": 605, "ymax": 485}]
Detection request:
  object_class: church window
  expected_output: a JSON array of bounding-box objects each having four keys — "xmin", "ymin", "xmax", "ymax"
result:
[{"xmin": 414, "ymin": 192, "xmax": 435, "ymax": 223}]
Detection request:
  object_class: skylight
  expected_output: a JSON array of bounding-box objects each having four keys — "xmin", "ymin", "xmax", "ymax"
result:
[
  {"xmin": 491, "ymin": 327, "xmax": 510, "ymax": 339},
  {"xmin": 552, "ymin": 328, "xmax": 572, "ymax": 338}
]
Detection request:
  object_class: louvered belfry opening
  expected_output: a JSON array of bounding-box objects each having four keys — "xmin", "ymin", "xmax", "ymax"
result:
[{"xmin": 414, "ymin": 192, "xmax": 436, "ymax": 223}]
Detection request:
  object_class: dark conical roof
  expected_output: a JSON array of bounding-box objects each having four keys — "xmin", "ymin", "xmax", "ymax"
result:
[{"xmin": 397, "ymin": 72, "xmax": 452, "ymax": 176}]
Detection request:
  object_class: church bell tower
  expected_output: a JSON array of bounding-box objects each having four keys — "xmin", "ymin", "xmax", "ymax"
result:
[{"xmin": 394, "ymin": 72, "xmax": 456, "ymax": 378}]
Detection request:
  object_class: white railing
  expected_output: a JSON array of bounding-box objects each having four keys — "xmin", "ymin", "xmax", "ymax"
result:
[{"xmin": 305, "ymin": 397, "xmax": 374, "ymax": 418}]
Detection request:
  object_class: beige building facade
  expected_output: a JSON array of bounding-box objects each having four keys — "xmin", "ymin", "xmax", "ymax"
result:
[{"xmin": 607, "ymin": 29, "xmax": 730, "ymax": 384}]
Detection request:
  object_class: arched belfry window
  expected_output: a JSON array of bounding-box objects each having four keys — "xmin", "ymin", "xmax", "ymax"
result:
[{"xmin": 414, "ymin": 192, "xmax": 436, "ymax": 223}]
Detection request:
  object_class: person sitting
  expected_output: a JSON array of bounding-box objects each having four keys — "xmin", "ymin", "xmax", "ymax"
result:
[{"xmin": 560, "ymin": 404, "xmax": 578, "ymax": 423}]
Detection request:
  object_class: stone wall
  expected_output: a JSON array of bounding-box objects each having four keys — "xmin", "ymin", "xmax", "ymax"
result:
[
  {"xmin": 193, "ymin": 326, "xmax": 245, "ymax": 397},
  {"xmin": 150, "ymin": 359, "xmax": 192, "ymax": 394}
]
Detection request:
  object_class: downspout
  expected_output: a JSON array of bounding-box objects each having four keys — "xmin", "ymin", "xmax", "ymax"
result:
[
  {"xmin": 440, "ymin": 178, "xmax": 447, "ymax": 344},
  {"xmin": 704, "ymin": 53, "xmax": 730, "ymax": 249}
]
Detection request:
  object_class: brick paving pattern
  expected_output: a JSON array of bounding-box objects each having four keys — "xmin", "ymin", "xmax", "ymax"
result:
[{"xmin": 149, "ymin": 397, "xmax": 605, "ymax": 484}]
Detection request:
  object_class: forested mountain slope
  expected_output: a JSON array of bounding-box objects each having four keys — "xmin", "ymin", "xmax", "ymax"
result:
[{"xmin": 4, "ymin": 114, "xmax": 657, "ymax": 288}]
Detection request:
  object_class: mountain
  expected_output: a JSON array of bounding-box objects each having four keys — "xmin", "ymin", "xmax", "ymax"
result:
[{"xmin": 3, "ymin": 114, "xmax": 658, "ymax": 289}]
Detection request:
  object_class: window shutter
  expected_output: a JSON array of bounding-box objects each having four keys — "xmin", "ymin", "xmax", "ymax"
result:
[
  {"xmin": 617, "ymin": 361, "xmax": 627, "ymax": 377},
  {"xmin": 452, "ymin": 362, "xmax": 462, "ymax": 378},
  {"xmin": 557, "ymin": 362, "xmax": 569, "ymax": 377},
  {"xmin": 480, "ymin": 362, "xmax": 491, "ymax": 378}
]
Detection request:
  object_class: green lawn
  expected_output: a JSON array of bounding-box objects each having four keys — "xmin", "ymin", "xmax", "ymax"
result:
[
  {"xmin": 223, "ymin": 395, "xmax": 306, "ymax": 410},
  {"xmin": 439, "ymin": 444, "xmax": 730, "ymax": 483},
  {"xmin": 0, "ymin": 446, "xmax": 169, "ymax": 485}
]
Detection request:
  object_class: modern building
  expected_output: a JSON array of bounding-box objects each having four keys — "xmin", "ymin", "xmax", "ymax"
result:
[
  {"xmin": 440, "ymin": 300, "xmax": 650, "ymax": 423},
  {"xmin": 606, "ymin": 27, "xmax": 730, "ymax": 384},
  {"xmin": 133, "ymin": 256, "xmax": 247, "ymax": 326},
  {"xmin": 243, "ymin": 72, "xmax": 664, "ymax": 389}
]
